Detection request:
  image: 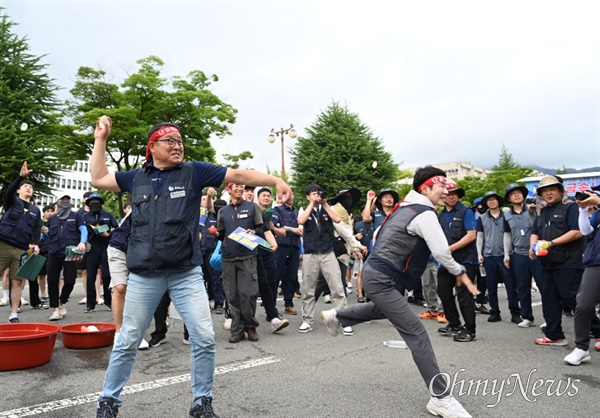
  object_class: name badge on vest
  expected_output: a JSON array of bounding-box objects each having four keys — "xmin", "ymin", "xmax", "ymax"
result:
[
  {"xmin": 238, "ymin": 214, "xmax": 248, "ymax": 219},
  {"xmin": 170, "ymin": 190, "xmax": 186, "ymax": 199}
]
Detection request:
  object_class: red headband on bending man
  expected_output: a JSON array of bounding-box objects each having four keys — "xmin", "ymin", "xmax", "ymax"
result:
[{"xmin": 417, "ymin": 175, "xmax": 446, "ymax": 192}]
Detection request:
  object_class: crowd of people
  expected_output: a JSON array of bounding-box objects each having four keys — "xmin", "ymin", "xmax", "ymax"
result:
[{"xmin": 1, "ymin": 119, "xmax": 599, "ymax": 418}]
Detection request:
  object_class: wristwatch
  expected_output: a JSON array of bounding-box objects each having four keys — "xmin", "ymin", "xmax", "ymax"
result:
[{"xmin": 550, "ymin": 240, "xmax": 556, "ymax": 247}]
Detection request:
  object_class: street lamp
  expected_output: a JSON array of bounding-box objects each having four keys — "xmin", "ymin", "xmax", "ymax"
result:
[{"xmin": 267, "ymin": 123, "xmax": 297, "ymax": 180}]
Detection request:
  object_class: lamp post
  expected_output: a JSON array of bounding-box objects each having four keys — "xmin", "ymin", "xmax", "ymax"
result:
[{"xmin": 267, "ymin": 124, "xmax": 297, "ymax": 180}]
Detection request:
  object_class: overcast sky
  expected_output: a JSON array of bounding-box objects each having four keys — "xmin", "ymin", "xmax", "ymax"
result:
[{"xmin": 4, "ymin": 0, "xmax": 600, "ymax": 174}]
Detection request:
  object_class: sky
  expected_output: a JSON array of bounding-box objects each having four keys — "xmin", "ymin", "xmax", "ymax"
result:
[{"xmin": 3, "ymin": 0, "xmax": 600, "ymax": 175}]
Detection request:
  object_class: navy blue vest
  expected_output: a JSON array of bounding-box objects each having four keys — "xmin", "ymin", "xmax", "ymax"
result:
[
  {"xmin": 438, "ymin": 204, "xmax": 477, "ymax": 263},
  {"xmin": 200, "ymin": 212, "xmax": 218, "ymax": 252},
  {"xmin": 302, "ymin": 206, "xmax": 335, "ymax": 254},
  {"xmin": 219, "ymin": 201, "xmax": 260, "ymax": 259},
  {"xmin": 109, "ymin": 213, "xmax": 132, "ymax": 254},
  {"xmin": 272, "ymin": 204, "xmax": 300, "ymax": 248},
  {"xmin": 81, "ymin": 209, "xmax": 116, "ymax": 247},
  {"xmin": 0, "ymin": 198, "xmax": 41, "ymax": 250},
  {"xmin": 536, "ymin": 201, "xmax": 585, "ymax": 266},
  {"xmin": 47, "ymin": 212, "xmax": 82, "ymax": 257},
  {"xmin": 127, "ymin": 163, "xmax": 202, "ymax": 274}
]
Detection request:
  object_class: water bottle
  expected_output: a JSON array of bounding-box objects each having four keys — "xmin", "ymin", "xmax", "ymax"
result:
[
  {"xmin": 383, "ymin": 340, "xmax": 408, "ymax": 349},
  {"xmin": 479, "ymin": 264, "xmax": 486, "ymax": 277}
]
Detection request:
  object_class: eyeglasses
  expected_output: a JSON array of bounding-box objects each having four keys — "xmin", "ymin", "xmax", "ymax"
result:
[{"xmin": 156, "ymin": 138, "xmax": 184, "ymax": 147}]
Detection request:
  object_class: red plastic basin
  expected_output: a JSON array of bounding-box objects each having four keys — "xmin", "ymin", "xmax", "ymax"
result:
[
  {"xmin": 61, "ymin": 322, "xmax": 116, "ymax": 349},
  {"xmin": 0, "ymin": 323, "xmax": 61, "ymax": 371}
]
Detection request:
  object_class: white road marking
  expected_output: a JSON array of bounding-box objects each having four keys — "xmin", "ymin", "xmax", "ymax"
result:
[{"xmin": 0, "ymin": 356, "xmax": 280, "ymax": 417}]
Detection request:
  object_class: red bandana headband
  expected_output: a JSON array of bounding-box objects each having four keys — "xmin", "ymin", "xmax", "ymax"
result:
[
  {"xmin": 145, "ymin": 126, "xmax": 181, "ymax": 165},
  {"xmin": 417, "ymin": 175, "xmax": 446, "ymax": 192}
]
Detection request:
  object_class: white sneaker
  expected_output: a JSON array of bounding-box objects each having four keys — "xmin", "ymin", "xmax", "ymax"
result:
[
  {"xmin": 426, "ymin": 395, "xmax": 472, "ymax": 418},
  {"xmin": 48, "ymin": 311, "xmax": 63, "ymax": 321},
  {"xmin": 321, "ymin": 309, "xmax": 340, "ymax": 337},
  {"xmin": 59, "ymin": 306, "xmax": 67, "ymax": 317},
  {"xmin": 298, "ymin": 321, "xmax": 313, "ymax": 333},
  {"xmin": 518, "ymin": 319, "xmax": 533, "ymax": 328},
  {"xmin": 539, "ymin": 322, "xmax": 547, "ymax": 329},
  {"xmin": 342, "ymin": 326, "xmax": 354, "ymax": 336},
  {"xmin": 271, "ymin": 318, "xmax": 289, "ymax": 333},
  {"xmin": 0, "ymin": 298, "xmax": 8, "ymax": 306},
  {"xmin": 97, "ymin": 298, "xmax": 104, "ymax": 305},
  {"xmin": 21, "ymin": 297, "xmax": 29, "ymax": 306},
  {"xmin": 347, "ymin": 282, "xmax": 353, "ymax": 289},
  {"xmin": 224, "ymin": 318, "xmax": 232, "ymax": 330},
  {"xmin": 564, "ymin": 348, "xmax": 591, "ymax": 365},
  {"xmin": 138, "ymin": 338, "xmax": 149, "ymax": 350},
  {"xmin": 78, "ymin": 297, "xmax": 86, "ymax": 305},
  {"xmin": 323, "ymin": 295, "xmax": 332, "ymax": 304},
  {"xmin": 346, "ymin": 287, "xmax": 353, "ymax": 294}
]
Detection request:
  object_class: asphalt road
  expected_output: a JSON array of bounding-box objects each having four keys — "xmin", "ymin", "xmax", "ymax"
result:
[{"xmin": 1, "ymin": 281, "xmax": 599, "ymax": 418}]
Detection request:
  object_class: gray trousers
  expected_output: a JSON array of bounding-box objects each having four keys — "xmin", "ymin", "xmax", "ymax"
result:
[
  {"xmin": 222, "ymin": 257, "xmax": 259, "ymax": 335},
  {"xmin": 336, "ymin": 264, "xmax": 448, "ymax": 398},
  {"xmin": 420, "ymin": 260, "xmax": 439, "ymax": 310},
  {"xmin": 574, "ymin": 266, "xmax": 600, "ymax": 350}
]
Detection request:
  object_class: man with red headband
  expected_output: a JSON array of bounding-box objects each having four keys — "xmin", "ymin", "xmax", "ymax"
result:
[
  {"xmin": 321, "ymin": 165, "xmax": 478, "ymax": 418},
  {"xmin": 90, "ymin": 119, "xmax": 292, "ymax": 418}
]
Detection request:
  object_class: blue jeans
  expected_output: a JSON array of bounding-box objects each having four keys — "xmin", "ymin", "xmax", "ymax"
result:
[{"xmin": 98, "ymin": 266, "xmax": 215, "ymax": 408}]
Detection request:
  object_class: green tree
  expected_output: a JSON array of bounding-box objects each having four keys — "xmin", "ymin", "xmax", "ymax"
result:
[
  {"xmin": 556, "ymin": 165, "xmax": 568, "ymax": 175},
  {"xmin": 65, "ymin": 55, "xmax": 238, "ymax": 215},
  {"xmin": 289, "ymin": 102, "xmax": 398, "ymax": 209},
  {"xmin": 491, "ymin": 144, "xmax": 520, "ymax": 171},
  {"xmin": 458, "ymin": 145, "xmax": 533, "ymax": 206},
  {"xmin": 0, "ymin": 11, "xmax": 79, "ymax": 201}
]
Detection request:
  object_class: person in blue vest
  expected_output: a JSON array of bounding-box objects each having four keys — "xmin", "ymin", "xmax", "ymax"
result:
[
  {"xmin": 0, "ymin": 162, "xmax": 42, "ymax": 323},
  {"xmin": 90, "ymin": 118, "xmax": 291, "ymax": 418},
  {"xmin": 81, "ymin": 193, "xmax": 118, "ymax": 313},
  {"xmin": 200, "ymin": 191, "xmax": 226, "ymax": 314},
  {"xmin": 36, "ymin": 204, "xmax": 55, "ymax": 307},
  {"xmin": 271, "ymin": 189, "xmax": 302, "ymax": 315},
  {"xmin": 435, "ymin": 181, "xmax": 478, "ymax": 342},
  {"xmin": 531, "ymin": 176, "xmax": 585, "ymax": 346},
  {"xmin": 217, "ymin": 183, "xmax": 264, "ymax": 343},
  {"xmin": 320, "ymin": 166, "xmax": 477, "ymax": 418},
  {"xmin": 46, "ymin": 195, "xmax": 88, "ymax": 321},
  {"xmin": 471, "ymin": 197, "xmax": 491, "ymax": 314}
]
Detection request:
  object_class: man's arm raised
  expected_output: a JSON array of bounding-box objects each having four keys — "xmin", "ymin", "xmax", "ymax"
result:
[
  {"xmin": 223, "ymin": 168, "xmax": 291, "ymax": 204},
  {"xmin": 91, "ymin": 117, "xmax": 121, "ymax": 192}
]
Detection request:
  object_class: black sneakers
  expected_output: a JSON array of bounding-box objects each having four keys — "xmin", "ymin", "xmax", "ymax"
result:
[
  {"xmin": 511, "ymin": 312, "xmax": 522, "ymax": 324},
  {"xmin": 97, "ymin": 400, "xmax": 119, "ymax": 418},
  {"xmin": 453, "ymin": 328, "xmax": 476, "ymax": 342},
  {"xmin": 148, "ymin": 336, "xmax": 165, "ymax": 347},
  {"xmin": 189, "ymin": 397, "xmax": 220, "ymax": 418},
  {"xmin": 438, "ymin": 325, "xmax": 461, "ymax": 336},
  {"xmin": 488, "ymin": 312, "xmax": 502, "ymax": 322}
]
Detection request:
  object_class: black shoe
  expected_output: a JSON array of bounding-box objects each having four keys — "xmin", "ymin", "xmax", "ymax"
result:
[
  {"xmin": 413, "ymin": 298, "xmax": 425, "ymax": 306},
  {"xmin": 189, "ymin": 396, "xmax": 219, "ymax": 418},
  {"xmin": 563, "ymin": 310, "xmax": 574, "ymax": 318},
  {"xmin": 407, "ymin": 295, "xmax": 415, "ymax": 303},
  {"xmin": 511, "ymin": 313, "xmax": 522, "ymax": 324},
  {"xmin": 148, "ymin": 336, "xmax": 165, "ymax": 347},
  {"xmin": 228, "ymin": 333, "xmax": 245, "ymax": 343},
  {"xmin": 438, "ymin": 325, "xmax": 461, "ymax": 336},
  {"xmin": 97, "ymin": 400, "xmax": 119, "ymax": 418},
  {"xmin": 475, "ymin": 304, "xmax": 490, "ymax": 315},
  {"xmin": 453, "ymin": 328, "xmax": 476, "ymax": 342},
  {"xmin": 84, "ymin": 307, "xmax": 95, "ymax": 313},
  {"xmin": 214, "ymin": 305, "xmax": 224, "ymax": 314},
  {"xmin": 31, "ymin": 303, "xmax": 49, "ymax": 309},
  {"xmin": 488, "ymin": 312, "xmax": 502, "ymax": 322}
]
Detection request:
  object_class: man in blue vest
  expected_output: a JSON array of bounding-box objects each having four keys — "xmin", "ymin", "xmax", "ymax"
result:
[
  {"xmin": 90, "ymin": 118, "xmax": 291, "ymax": 418},
  {"xmin": 531, "ymin": 176, "xmax": 585, "ymax": 346},
  {"xmin": 46, "ymin": 195, "xmax": 88, "ymax": 321},
  {"xmin": 320, "ymin": 166, "xmax": 477, "ymax": 418},
  {"xmin": 0, "ymin": 162, "xmax": 41, "ymax": 323},
  {"xmin": 436, "ymin": 182, "xmax": 478, "ymax": 342},
  {"xmin": 362, "ymin": 187, "xmax": 400, "ymax": 231},
  {"xmin": 81, "ymin": 193, "xmax": 118, "ymax": 313},
  {"xmin": 271, "ymin": 190, "xmax": 302, "ymax": 315},
  {"xmin": 200, "ymin": 191, "xmax": 225, "ymax": 314}
]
